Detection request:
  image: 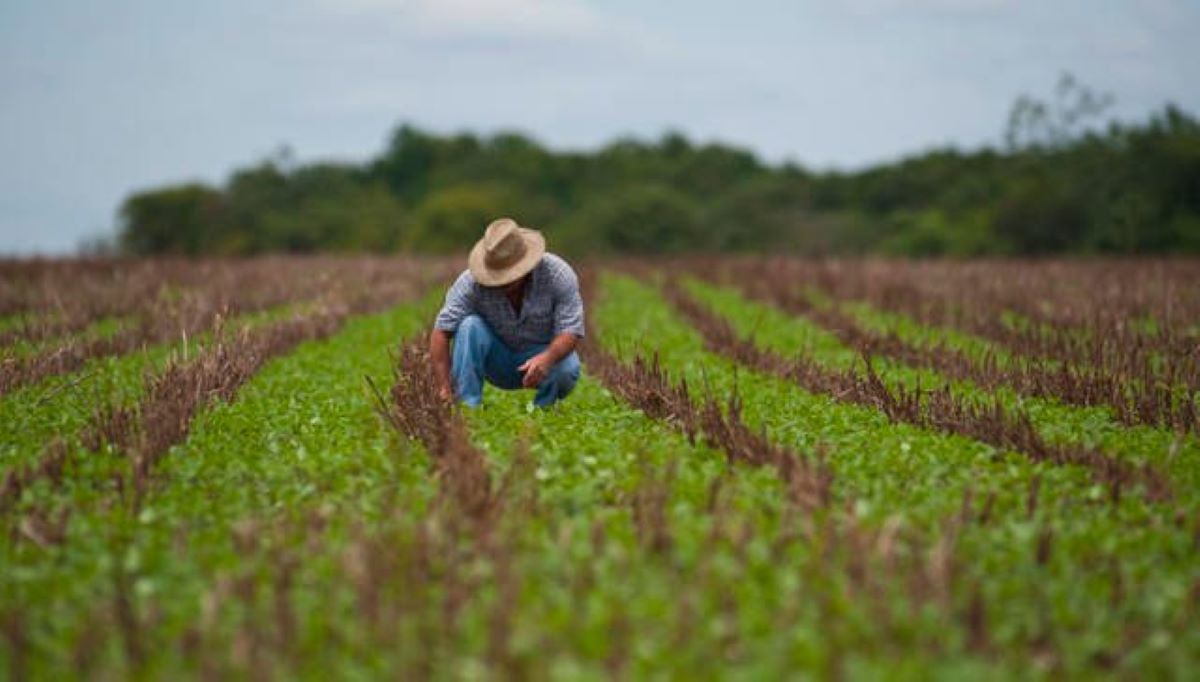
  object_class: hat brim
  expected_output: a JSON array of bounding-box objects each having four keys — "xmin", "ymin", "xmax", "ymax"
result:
[{"xmin": 468, "ymin": 228, "xmax": 546, "ymax": 287}]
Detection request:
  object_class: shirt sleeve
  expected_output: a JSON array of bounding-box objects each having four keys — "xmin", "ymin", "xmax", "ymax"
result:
[
  {"xmin": 551, "ymin": 260, "xmax": 586, "ymax": 338},
  {"xmin": 434, "ymin": 270, "xmax": 476, "ymax": 333}
]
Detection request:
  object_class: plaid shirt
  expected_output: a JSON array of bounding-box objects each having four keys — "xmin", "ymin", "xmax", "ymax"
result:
[{"xmin": 434, "ymin": 253, "xmax": 586, "ymax": 351}]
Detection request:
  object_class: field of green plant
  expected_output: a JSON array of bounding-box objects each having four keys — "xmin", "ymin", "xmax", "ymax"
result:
[{"xmin": 1, "ymin": 257, "xmax": 1198, "ymax": 679}]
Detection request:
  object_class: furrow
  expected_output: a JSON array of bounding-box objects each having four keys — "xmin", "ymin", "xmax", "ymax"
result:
[
  {"xmin": 591, "ymin": 271, "xmax": 1200, "ymax": 674},
  {"xmin": 663, "ymin": 278, "xmax": 1171, "ymax": 504},
  {"xmin": 0, "ymin": 292, "xmax": 440, "ymax": 677},
  {"xmin": 0, "ymin": 265, "xmax": 440, "ymax": 526},
  {"xmin": 723, "ymin": 266, "xmax": 1200, "ymax": 435},
  {"xmin": 0, "ymin": 256, "xmax": 444, "ymax": 396},
  {"xmin": 0, "ymin": 263, "xmax": 445, "ymax": 477},
  {"xmin": 579, "ymin": 273, "xmax": 834, "ymax": 511},
  {"xmin": 684, "ymin": 276, "xmax": 1200, "ymax": 501},
  {"xmin": 715, "ymin": 257, "xmax": 1200, "ymax": 393}
]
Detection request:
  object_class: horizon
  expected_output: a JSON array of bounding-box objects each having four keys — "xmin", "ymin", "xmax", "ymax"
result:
[{"xmin": 3, "ymin": 0, "xmax": 1198, "ymax": 255}]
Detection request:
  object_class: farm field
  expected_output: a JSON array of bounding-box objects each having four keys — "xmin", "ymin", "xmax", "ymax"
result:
[{"xmin": 1, "ymin": 256, "xmax": 1199, "ymax": 679}]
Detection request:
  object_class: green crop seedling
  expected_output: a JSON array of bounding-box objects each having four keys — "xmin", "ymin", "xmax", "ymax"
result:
[{"xmin": 0, "ymin": 257, "xmax": 1197, "ymax": 678}]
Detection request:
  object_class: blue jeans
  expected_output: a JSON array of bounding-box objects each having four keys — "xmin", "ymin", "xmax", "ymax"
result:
[{"xmin": 452, "ymin": 315, "xmax": 581, "ymax": 408}]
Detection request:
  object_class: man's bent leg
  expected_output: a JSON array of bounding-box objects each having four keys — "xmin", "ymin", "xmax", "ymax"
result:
[
  {"xmin": 481, "ymin": 339, "xmax": 525, "ymax": 391},
  {"xmin": 451, "ymin": 315, "xmax": 497, "ymax": 407},
  {"xmin": 534, "ymin": 351, "xmax": 581, "ymax": 407},
  {"xmin": 452, "ymin": 315, "xmax": 525, "ymax": 406}
]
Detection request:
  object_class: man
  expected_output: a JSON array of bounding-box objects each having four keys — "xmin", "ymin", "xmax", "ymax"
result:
[{"xmin": 430, "ymin": 217, "xmax": 584, "ymax": 408}]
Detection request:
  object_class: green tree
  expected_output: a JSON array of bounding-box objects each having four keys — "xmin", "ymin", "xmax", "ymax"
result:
[
  {"xmin": 113, "ymin": 94, "xmax": 1200, "ymax": 257},
  {"xmin": 568, "ymin": 185, "xmax": 706, "ymax": 254},
  {"xmin": 371, "ymin": 125, "xmax": 443, "ymax": 201},
  {"xmin": 407, "ymin": 184, "xmax": 523, "ymax": 253},
  {"xmin": 259, "ymin": 183, "xmax": 406, "ymax": 253},
  {"xmin": 119, "ymin": 184, "xmax": 223, "ymax": 255}
]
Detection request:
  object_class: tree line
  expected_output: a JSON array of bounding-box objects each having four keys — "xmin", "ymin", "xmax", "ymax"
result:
[{"xmin": 117, "ymin": 77, "xmax": 1200, "ymax": 256}]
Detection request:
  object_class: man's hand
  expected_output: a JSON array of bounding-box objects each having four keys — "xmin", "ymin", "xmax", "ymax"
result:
[
  {"xmin": 519, "ymin": 333, "xmax": 579, "ymax": 389},
  {"xmin": 518, "ymin": 352, "xmax": 554, "ymax": 388},
  {"xmin": 437, "ymin": 383, "xmax": 454, "ymax": 403}
]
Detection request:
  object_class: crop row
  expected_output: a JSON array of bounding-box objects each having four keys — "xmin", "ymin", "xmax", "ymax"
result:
[
  {"xmin": 1, "ymin": 261, "xmax": 1197, "ymax": 677},
  {"xmin": 0, "ymin": 271, "xmax": 1010, "ymax": 677},
  {"xmin": 0, "ymin": 256, "xmax": 448, "ymax": 396},
  {"xmin": 2, "ymin": 257, "xmax": 305, "ymax": 344},
  {"xmin": 1, "ymin": 282, "xmax": 442, "ymax": 677},
  {"xmin": 2, "ymin": 260, "xmax": 439, "ymax": 521},
  {"xmin": 660, "ymin": 277, "xmax": 1170, "ymax": 503},
  {"xmin": 676, "ymin": 275, "xmax": 1200, "ymax": 502},
  {"xmin": 0, "ymin": 259, "xmax": 447, "ymax": 481},
  {"xmin": 592, "ymin": 272, "xmax": 1199, "ymax": 675},
  {"xmin": 699, "ymin": 260, "xmax": 1199, "ymax": 436},
  {"xmin": 698, "ymin": 257, "xmax": 1200, "ymax": 395},
  {"xmin": 357, "ymin": 326, "xmax": 995, "ymax": 676}
]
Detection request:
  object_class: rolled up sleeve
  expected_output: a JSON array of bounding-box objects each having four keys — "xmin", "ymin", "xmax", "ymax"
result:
[
  {"xmin": 434, "ymin": 271, "xmax": 476, "ymax": 334},
  {"xmin": 552, "ymin": 265, "xmax": 586, "ymax": 338}
]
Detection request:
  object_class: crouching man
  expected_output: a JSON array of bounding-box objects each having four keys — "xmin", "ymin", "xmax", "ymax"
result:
[{"xmin": 430, "ymin": 217, "xmax": 584, "ymax": 408}]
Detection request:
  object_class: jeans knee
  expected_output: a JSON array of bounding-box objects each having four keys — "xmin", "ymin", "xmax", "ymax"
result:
[
  {"xmin": 561, "ymin": 352, "xmax": 581, "ymax": 380},
  {"xmin": 549, "ymin": 353, "xmax": 581, "ymax": 387},
  {"xmin": 452, "ymin": 316, "xmax": 495, "ymax": 375},
  {"xmin": 455, "ymin": 315, "xmax": 494, "ymax": 350},
  {"xmin": 457, "ymin": 315, "xmax": 487, "ymax": 338}
]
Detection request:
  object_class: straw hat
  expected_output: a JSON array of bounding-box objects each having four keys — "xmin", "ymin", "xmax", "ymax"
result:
[{"xmin": 468, "ymin": 218, "xmax": 546, "ymax": 287}]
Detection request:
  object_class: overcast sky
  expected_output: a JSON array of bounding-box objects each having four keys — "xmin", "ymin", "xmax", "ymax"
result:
[{"xmin": 2, "ymin": 0, "xmax": 1198, "ymax": 255}]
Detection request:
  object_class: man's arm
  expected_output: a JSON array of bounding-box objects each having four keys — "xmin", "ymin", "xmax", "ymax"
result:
[
  {"xmin": 430, "ymin": 328, "xmax": 454, "ymax": 401},
  {"xmin": 517, "ymin": 332, "xmax": 579, "ymax": 388},
  {"xmin": 544, "ymin": 331, "xmax": 579, "ymax": 363},
  {"xmin": 430, "ymin": 271, "xmax": 475, "ymax": 401}
]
